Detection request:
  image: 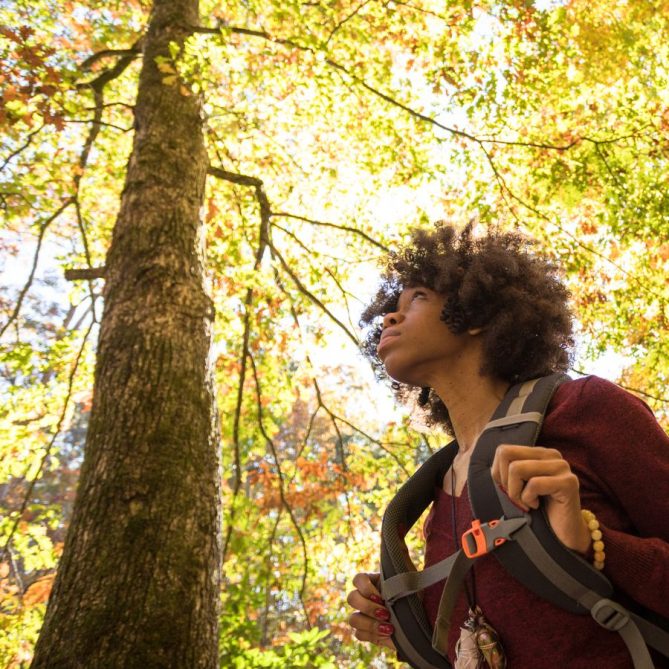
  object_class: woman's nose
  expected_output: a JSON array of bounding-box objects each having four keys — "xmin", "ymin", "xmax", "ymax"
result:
[{"xmin": 383, "ymin": 311, "xmax": 403, "ymax": 328}]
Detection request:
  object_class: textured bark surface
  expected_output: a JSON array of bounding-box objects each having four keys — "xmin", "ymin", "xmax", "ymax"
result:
[{"xmin": 31, "ymin": 1, "xmax": 221, "ymax": 667}]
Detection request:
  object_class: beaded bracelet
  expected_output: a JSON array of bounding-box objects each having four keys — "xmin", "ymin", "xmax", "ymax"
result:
[{"xmin": 581, "ymin": 509, "xmax": 605, "ymax": 570}]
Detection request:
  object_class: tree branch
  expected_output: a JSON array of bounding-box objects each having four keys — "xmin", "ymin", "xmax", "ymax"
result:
[
  {"xmin": 269, "ymin": 241, "xmax": 359, "ymax": 347},
  {"xmin": 573, "ymin": 367, "xmax": 669, "ymax": 404},
  {"xmin": 272, "ymin": 211, "xmax": 389, "ymax": 251},
  {"xmin": 0, "ymin": 123, "xmax": 46, "ymax": 172},
  {"xmin": 477, "ymin": 142, "xmax": 666, "ymax": 303},
  {"xmin": 0, "ymin": 320, "xmax": 94, "ymax": 564},
  {"xmin": 248, "ymin": 351, "xmax": 312, "ymax": 627},
  {"xmin": 77, "ymin": 38, "xmax": 144, "ymax": 92},
  {"xmin": 0, "ymin": 198, "xmax": 74, "ymax": 340},
  {"xmin": 221, "ymin": 183, "xmax": 271, "ymax": 564},
  {"xmin": 64, "ymin": 267, "xmax": 106, "ymax": 281},
  {"xmin": 80, "ymin": 47, "xmax": 143, "ymax": 71},
  {"xmin": 324, "ymin": 0, "xmax": 374, "ymax": 47}
]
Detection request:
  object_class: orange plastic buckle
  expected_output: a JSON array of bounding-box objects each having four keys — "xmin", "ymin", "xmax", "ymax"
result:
[{"xmin": 461, "ymin": 519, "xmax": 506, "ymax": 558}]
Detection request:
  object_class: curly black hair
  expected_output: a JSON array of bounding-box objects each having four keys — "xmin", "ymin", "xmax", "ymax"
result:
[{"xmin": 359, "ymin": 222, "xmax": 575, "ymax": 432}]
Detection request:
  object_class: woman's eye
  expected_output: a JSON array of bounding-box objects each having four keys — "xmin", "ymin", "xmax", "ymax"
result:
[{"xmin": 412, "ymin": 290, "xmax": 426, "ymax": 300}]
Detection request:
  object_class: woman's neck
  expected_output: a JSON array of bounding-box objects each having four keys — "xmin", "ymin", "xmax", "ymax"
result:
[{"xmin": 429, "ymin": 353, "xmax": 509, "ymax": 452}]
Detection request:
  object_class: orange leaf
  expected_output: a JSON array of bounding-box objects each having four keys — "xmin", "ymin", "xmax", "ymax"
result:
[{"xmin": 23, "ymin": 574, "xmax": 55, "ymax": 606}]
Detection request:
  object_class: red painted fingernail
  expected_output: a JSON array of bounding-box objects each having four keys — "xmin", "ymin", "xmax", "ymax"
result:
[
  {"xmin": 369, "ymin": 594, "xmax": 384, "ymax": 605},
  {"xmin": 375, "ymin": 607, "xmax": 390, "ymax": 621},
  {"xmin": 378, "ymin": 623, "xmax": 394, "ymax": 636}
]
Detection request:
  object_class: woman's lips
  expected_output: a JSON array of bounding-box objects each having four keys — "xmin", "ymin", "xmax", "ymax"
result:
[{"xmin": 377, "ymin": 331, "xmax": 400, "ymax": 354}]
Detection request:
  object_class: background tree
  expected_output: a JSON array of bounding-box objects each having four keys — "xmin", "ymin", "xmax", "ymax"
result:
[
  {"xmin": 1, "ymin": 0, "xmax": 667, "ymax": 667},
  {"xmin": 7, "ymin": 0, "xmax": 222, "ymax": 666}
]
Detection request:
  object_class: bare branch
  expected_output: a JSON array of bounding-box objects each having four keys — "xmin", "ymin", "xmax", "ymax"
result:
[
  {"xmin": 248, "ymin": 351, "xmax": 312, "ymax": 627},
  {"xmin": 64, "ymin": 119, "xmax": 132, "ymax": 132},
  {"xmin": 269, "ymin": 241, "xmax": 359, "ymax": 347},
  {"xmin": 324, "ymin": 0, "xmax": 374, "ymax": 47},
  {"xmin": 1, "ymin": 123, "xmax": 46, "ymax": 172},
  {"xmin": 477, "ymin": 142, "xmax": 666, "ymax": 303},
  {"xmin": 572, "ymin": 367, "xmax": 669, "ymax": 404},
  {"xmin": 222, "ymin": 184, "xmax": 271, "ymax": 564},
  {"xmin": 64, "ymin": 267, "xmax": 106, "ymax": 281},
  {"xmin": 272, "ymin": 211, "xmax": 389, "ymax": 251},
  {"xmin": 212, "ymin": 23, "xmax": 656, "ymax": 163},
  {"xmin": 0, "ymin": 320, "xmax": 94, "ymax": 564},
  {"xmin": 77, "ymin": 38, "xmax": 144, "ymax": 92},
  {"xmin": 80, "ymin": 47, "xmax": 143, "ymax": 71},
  {"xmin": 207, "ymin": 166, "xmax": 262, "ymax": 188},
  {"xmin": 0, "ymin": 198, "xmax": 74, "ymax": 340}
]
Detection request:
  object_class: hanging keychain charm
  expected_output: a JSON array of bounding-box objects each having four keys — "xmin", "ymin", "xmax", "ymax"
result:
[
  {"xmin": 454, "ymin": 608, "xmax": 484, "ymax": 669},
  {"xmin": 455, "ymin": 607, "xmax": 506, "ymax": 669}
]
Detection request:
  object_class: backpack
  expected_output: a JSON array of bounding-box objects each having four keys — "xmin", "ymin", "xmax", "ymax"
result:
[{"xmin": 379, "ymin": 373, "xmax": 669, "ymax": 669}]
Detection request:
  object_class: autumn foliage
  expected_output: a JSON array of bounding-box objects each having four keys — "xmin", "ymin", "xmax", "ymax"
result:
[{"xmin": 1, "ymin": 0, "xmax": 668, "ymax": 666}]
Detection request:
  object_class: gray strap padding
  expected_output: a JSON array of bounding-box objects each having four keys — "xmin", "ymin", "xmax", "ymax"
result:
[
  {"xmin": 506, "ymin": 378, "xmax": 539, "ymax": 416},
  {"xmin": 382, "ymin": 552, "xmax": 460, "ymax": 604},
  {"xmin": 484, "ymin": 411, "xmax": 543, "ymax": 430},
  {"xmin": 515, "ymin": 525, "xmax": 669, "ymax": 668}
]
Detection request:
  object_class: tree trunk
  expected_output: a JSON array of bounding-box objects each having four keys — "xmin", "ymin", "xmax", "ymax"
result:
[{"xmin": 32, "ymin": 1, "xmax": 221, "ymax": 667}]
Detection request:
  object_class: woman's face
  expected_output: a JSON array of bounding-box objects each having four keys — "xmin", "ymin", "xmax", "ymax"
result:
[{"xmin": 378, "ymin": 286, "xmax": 471, "ymax": 387}]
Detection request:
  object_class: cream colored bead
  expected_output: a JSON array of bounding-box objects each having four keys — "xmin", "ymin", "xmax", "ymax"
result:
[{"xmin": 581, "ymin": 508, "xmax": 606, "ymax": 571}]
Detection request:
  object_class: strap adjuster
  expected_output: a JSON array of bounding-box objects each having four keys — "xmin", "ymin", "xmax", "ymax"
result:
[
  {"xmin": 591, "ymin": 599, "xmax": 630, "ymax": 632},
  {"xmin": 461, "ymin": 517, "xmax": 528, "ymax": 558}
]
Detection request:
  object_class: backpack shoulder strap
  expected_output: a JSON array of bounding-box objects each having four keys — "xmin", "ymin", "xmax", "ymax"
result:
[
  {"xmin": 468, "ymin": 373, "xmax": 612, "ymax": 611},
  {"xmin": 465, "ymin": 373, "xmax": 669, "ymax": 667},
  {"xmin": 380, "ymin": 441, "xmax": 457, "ymax": 668}
]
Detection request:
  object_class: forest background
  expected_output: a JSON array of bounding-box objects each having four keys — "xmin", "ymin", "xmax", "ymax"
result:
[{"xmin": 1, "ymin": 0, "xmax": 668, "ymax": 666}]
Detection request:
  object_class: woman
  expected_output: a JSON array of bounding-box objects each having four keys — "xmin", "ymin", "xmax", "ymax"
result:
[{"xmin": 346, "ymin": 223, "xmax": 669, "ymax": 668}]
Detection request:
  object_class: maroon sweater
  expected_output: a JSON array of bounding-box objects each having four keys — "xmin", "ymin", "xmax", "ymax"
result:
[{"xmin": 421, "ymin": 376, "xmax": 669, "ymax": 668}]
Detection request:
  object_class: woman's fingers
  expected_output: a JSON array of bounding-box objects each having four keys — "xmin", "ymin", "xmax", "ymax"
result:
[
  {"xmin": 352, "ymin": 572, "xmax": 382, "ymax": 600},
  {"xmin": 489, "ymin": 444, "xmax": 590, "ymax": 552},
  {"xmin": 492, "ymin": 445, "xmax": 563, "ymax": 486},
  {"xmin": 519, "ymin": 472, "xmax": 580, "ymax": 509},
  {"xmin": 346, "ymin": 589, "xmax": 391, "ymax": 622},
  {"xmin": 504, "ymin": 459, "xmax": 572, "ymax": 509},
  {"xmin": 347, "ymin": 572, "xmax": 396, "ymax": 651}
]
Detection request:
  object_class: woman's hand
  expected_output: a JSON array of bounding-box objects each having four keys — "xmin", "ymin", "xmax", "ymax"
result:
[
  {"xmin": 347, "ymin": 572, "xmax": 396, "ymax": 650},
  {"xmin": 491, "ymin": 444, "xmax": 591, "ymax": 554}
]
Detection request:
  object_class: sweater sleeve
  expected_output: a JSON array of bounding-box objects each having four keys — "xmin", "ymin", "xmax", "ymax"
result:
[{"xmin": 572, "ymin": 376, "xmax": 669, "ymax": 618}]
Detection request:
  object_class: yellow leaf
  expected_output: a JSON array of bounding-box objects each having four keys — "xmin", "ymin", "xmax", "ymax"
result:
[
  {"xmin": 162, "ymin": 75, "xmax": 178, "ymax": 86},
  {"xmin": 157, "ymin": 62, "xmax": 177, "ymax": 74}
]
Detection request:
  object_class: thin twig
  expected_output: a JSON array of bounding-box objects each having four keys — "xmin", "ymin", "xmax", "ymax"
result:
[
  {"xmin": 269, "ymin": 241, "xmax": 359, "ymax": 347},
  {"xmin": 1, "ymin": 123, "xmax": 46, "ymax": 172},
  {"xmin": 572, "ymin": 367, "xmax": 668, "ymax": 404},
  {"xmin": 249, "ymin": 351, "xmax": 312, "ymax": 628},
  {"xmin": 272, "ymin": 211, "xmax": 389, "ymax": 251},
  {"xmin": 0, "ymin": 320, "xmax": 94, "ymax": 563},
  {"xmin": 0, "ymin": 198, "xmax": 74, "ymax": 340},
  {"xmin": 221, "ymin": 183, "xmax": 270, "ymax": 564}
]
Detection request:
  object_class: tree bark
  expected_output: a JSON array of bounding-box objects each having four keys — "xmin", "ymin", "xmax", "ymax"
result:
[{"xmin": 32, "ymin": 1, "xmax": 221, "ymax": 667}]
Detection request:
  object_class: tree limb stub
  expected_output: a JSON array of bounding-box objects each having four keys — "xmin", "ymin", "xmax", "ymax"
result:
[{"xmin": 64, "ymin": 267, "xmax": 106, "ymax": 281}]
